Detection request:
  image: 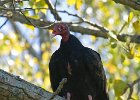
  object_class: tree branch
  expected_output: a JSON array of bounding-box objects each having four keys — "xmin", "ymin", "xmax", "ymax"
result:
[
  {"xmin": 113, "ymin": 0, "xmax": 140, "ymax": 11},
  {"xmin": 1, "ymin": 11, "xmax": 140, "ymax": 44},
  {"xmin": 45, "ymin": 0, "xmax": 61, "ymax": 21},
  {"xmin": 58, "ymin": 10, "xmax": 107, "ymax": 32},
  {"xmin": 0, "ymin": 69, "xmax": 64, "ymax": 100},
  {"xmin": 117, "ymin": 34, "xmax": 140, "ymax": 44},
  {"xmin": 4, "ymin": 12, "xmax": 108, "ymax": 38}
]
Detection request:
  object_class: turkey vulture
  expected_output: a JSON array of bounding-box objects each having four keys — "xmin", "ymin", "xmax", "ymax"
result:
[{"xmin": 49, "ymin": 23, "xmax": 109, "ymax": 100}]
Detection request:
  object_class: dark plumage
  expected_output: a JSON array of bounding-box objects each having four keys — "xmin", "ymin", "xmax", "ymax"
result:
[{"xmin": 49, "ymin": 23, "xmax": 109, "ymax": 100}]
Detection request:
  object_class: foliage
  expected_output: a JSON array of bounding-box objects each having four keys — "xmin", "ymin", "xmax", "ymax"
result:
[{"xmin": 0, "ymin": 0, "xmax": 140, "ymax": 99}]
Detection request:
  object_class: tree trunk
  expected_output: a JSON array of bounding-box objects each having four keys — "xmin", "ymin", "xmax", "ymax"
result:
[{"xmin": 0, "ymin": 69, "xmax": 64, "ymax": 100}]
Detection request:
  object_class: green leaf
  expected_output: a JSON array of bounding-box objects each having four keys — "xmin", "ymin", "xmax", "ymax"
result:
[
  {"xmin": 117, "ymin": 96, "xmax": 123, "ymax": 100},
  {"xmin": 111, "ymin": 42, "xmax": 117, "ymax": 48},
  {"xmin": 121, "ymin": 54, "xmax": 125, "ymax": 63},
  {"xmin": 133, "ymin": 20, "xmax": 140, "ymax": 34},
  {"xmin": 114, "ymin": 80, "xmax": 127, "ymax": 97}
]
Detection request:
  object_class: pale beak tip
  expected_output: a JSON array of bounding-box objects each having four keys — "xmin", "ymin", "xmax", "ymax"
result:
[{"xmin": 50, "ymin": 33, "xmax": 56, "ymax": 39}]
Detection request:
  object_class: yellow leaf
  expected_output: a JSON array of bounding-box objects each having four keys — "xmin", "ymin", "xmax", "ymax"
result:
[
  {"xmin": 13, "ymin": 45, "xmax": 22, "ymax": 53},
  {"xmin": 36, "ymin": 0, "xmax": 41, "ymax": 2},
  {"xmin": 0, "ymin": 44, "xmax": 11, "ymax": 55},
  {"xmin": 33, "ymin": 57, "xmax": 39, "ymax": 64},
  {"xmin": 67, "ymin": 0, "xmax": 76, "ymax": 6},
  {"xmin": 91, "ymin": 36, "xmax": 96, "ymax": 41},
  {"xmin": 133, "ymin": 20, "xmax": 140, "ymax": 34},
  {"xmin": 42, "ymin": 51, "xmax": 50, "ymax": 61},
  {"xmin": 35, "ymin": 72, "xmax": 42, "ymax": 78},
  {"xmin": 24, "ymin": 24, "xmax": 35, "ymax": 30},
  {"xmin": 123, "ymin": 58, "xmax": 130, "ymax": 66},
  {"xmin": 40, "ymin": 9, "xmax": 47, "ymax": 14},
  {"xmin": 76, "ymin": 0, "xmax": 83, "ymax": 10},
  {"xmin": 105, "ymin": 62, "xmax": 117, "ymax": 74},
  {"xmin": 134, "ymin": 52, "xmax": 140, "ymax": 62},
  {"xmin": 128, "ymin": 12, "xmax": 133, "ymax": 24},
  {"xmin": 44, "ymin": 76, "xmax": 50, "ymax": 86},
  {"xmin": 41, "ymin": 76, "xmax": 51, "ymax": 90},
  {"xmin": 29, "ymin": 15, "xmax": 40, "ymax": 19},
  {"xmin": 15, "ymin": 58, "xmax": 21, "ymax": 65},
  {"xmin": 41, "ymin": 43, "xmax": 46, "ymax": 51}
]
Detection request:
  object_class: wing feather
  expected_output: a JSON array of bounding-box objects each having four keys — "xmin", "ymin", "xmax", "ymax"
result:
[
  {"xmin": 49, "ymin": 50, "xmax": 61, "ymax": 91},
  {"xmin": 83, "ymin": 48, "xmax": 107, "ymax": 94}
]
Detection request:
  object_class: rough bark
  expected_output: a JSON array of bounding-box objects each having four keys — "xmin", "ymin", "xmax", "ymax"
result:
[
  {"xmin": 0, "ymin": 69, "xmax": 64, "ymax": 100},
  {"xmin": 113, "ymin": 0, "xmax": 140, "ymax": 11}
]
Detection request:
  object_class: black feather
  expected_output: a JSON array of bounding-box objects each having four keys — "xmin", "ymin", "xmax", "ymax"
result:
[{"xmin": 49, "ymin": 34, "xmax": 109, "ymax": 100}]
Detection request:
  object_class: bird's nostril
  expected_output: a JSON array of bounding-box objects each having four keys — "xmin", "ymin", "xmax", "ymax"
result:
[{"xmin": 53, "ymin": 30, "xmax": 56, "ymax": 34}]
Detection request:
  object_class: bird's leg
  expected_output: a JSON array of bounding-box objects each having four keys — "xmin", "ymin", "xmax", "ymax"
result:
[
  {"xmin": 88, "ymin": 95, "xmax": 92, "ymax": 100},
  {"xmin": 66, "ymin": 92, "xmax": 71, "ymax": 100}
]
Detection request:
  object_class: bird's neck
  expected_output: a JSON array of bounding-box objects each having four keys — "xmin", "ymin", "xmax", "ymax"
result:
[
  {"xmin": 60, "ymin": 34, "xmax": 83, "ymax": 52},
  {"xmin": 61, "ymin": 32, "xmax": 70, "ymax": 42}
]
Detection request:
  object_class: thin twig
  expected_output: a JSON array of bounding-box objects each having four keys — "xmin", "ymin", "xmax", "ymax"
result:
[
  {"xmin": 12, "ymin": 0, "xmax": 16, "ymax": 11},
  {"xmin": 23, "ymin": 7, "xmax": 48, "ymax": 11},
  {"xmin": 127, "ymin": 77, "xmax": 140, "ymax": 100},
  {"xmin": 54, "ymin": 0, "xmax": 58, "ymax": 21},
  {"xmin": 0, "ymin": 6, "xmax": 49, "ymax": 11},
  {"xmin": 54, "ymin": 0, "xmax": 57, "ymax": 9},
  {"xmin": 123, "ymin": 77, "xmax": 140, "ymax": 100},
  {"xmin": 57, "ymin": 10, "xmax": 107, "ymax": 32},
  {"xmin": 0, "ymin": 18, "xmax": 9, "ymax": 29},
  {"xmin": 20, "ymin": 11, "xmax": 55, "ymax": 29},
  {"xmin": 49, "ymin": 78, "xmax": 67, "ymax": 100},
  {"xmin": 45, "ymin": 0, "xmax": 61, "ymax": 21}
]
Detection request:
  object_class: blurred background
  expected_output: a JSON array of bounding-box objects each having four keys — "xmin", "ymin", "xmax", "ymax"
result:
[{"xmin": 0, "ymin": 0, "xmax": 140, "ymax": 99}]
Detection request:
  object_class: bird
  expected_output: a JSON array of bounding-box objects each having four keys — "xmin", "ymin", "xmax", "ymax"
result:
[{"xmin": 49, "ymin": 23, "xmax": 109, "ymax": 100}]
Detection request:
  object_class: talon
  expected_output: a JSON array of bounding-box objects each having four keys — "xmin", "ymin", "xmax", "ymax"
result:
[
  {"xmin": 67, "ymin": 92, "xmax": 71, "ymax": 100},
  {"xmin": 88, "ymin": 95, "xmax": 92, "ymax": 100}
]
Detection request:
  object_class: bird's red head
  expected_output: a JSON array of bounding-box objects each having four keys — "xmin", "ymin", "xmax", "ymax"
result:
[{"xmin": 52, "ymin": 23, "xmax": 70, "ymax": 41}]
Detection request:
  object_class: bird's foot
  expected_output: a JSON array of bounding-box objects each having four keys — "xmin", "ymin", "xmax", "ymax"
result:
[
  {"xmin": 88, "ymin": 95, "xmax": 92, "ymax": 100},
  {"xmin": 66, "ymin": 92, "xmax": 71, "ymax": 100}
]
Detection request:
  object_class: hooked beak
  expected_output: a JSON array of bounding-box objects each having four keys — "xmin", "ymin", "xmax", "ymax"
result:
[{"xmin": 50, "ymin": 30, "xmax": 56, "ymax": 39}]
